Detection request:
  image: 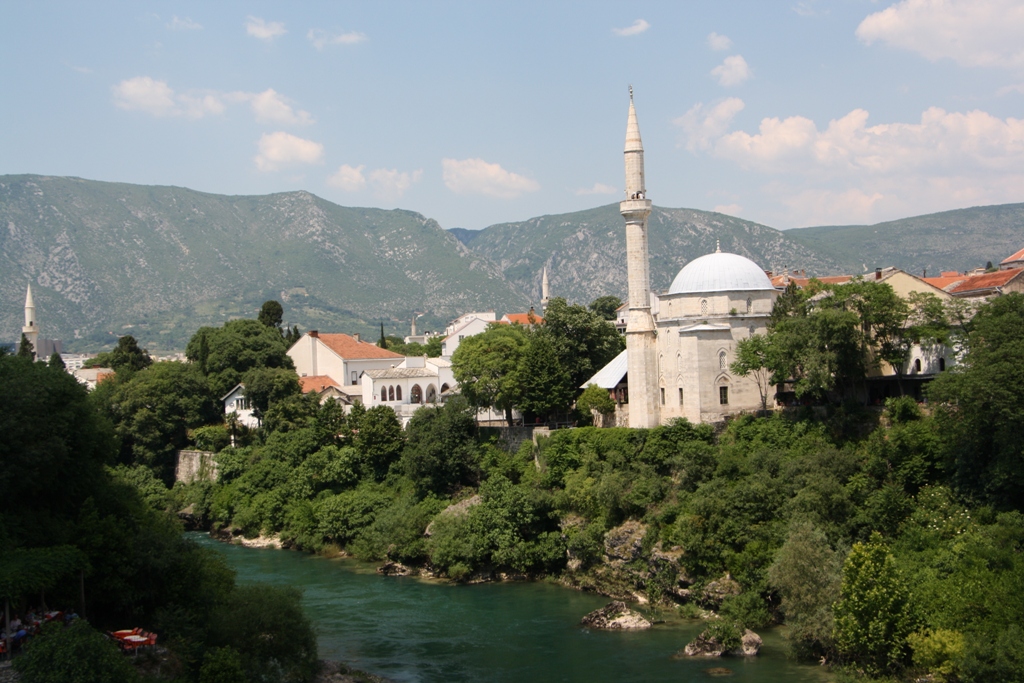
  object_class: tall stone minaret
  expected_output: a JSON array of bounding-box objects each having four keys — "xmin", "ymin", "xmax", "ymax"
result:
[
  {"xmin": 541, "ymin": 265, "xmax": 550, "ymax": 313},
  {"xmin": 620, "ymin": 88, "xmax": 660, "ymax": 428},
  {"xmin": 23, "ymin": 283, "xmax": 39, "ymax": 357}
]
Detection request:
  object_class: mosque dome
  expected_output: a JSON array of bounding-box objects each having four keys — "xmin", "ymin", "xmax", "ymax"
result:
[{"xmin": 667, "ymin": 251, "xmax": 775, "ymax": 295}]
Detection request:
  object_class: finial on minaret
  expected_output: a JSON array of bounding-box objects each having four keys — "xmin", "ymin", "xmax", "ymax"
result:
[
  {"xmin": 716, "ymin": 239, "xmax": 721, "ymax": 253},
  {"xmin": 541, "ymin": 265, "xmax": 550, "ymax": 312},
  {"xmin": 629, "ymin": 84, "xmax": 633, "ymax": 102}
]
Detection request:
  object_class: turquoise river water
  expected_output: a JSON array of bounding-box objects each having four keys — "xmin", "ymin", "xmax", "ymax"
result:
[{"xmin": 193, "ymin": 533, "xmax": 834, "ymax": 683}]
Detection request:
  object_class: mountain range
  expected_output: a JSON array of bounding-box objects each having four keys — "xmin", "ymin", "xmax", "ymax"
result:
[{"xmin": 2, "ymin": 174, "xmax": 1020, "ymax": 352}]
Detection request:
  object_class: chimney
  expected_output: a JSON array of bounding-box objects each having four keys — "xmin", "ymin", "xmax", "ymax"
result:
[
  {"xmin": 309, "ymin": 330, "xmax": 319, "ymax": 338},
  {"xmin": 923, "ymin": 268, "xmax": 927, "ymax": 278},
  {"xmin": 875, "ymin": 268, "xmax": 882, "ymax": 280},
  {"xmin": 353, "ymin": 333, "xmax": 360, "ymax": 343}
]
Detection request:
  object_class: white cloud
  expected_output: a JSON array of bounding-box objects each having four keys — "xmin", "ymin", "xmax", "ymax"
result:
[
  {"xmin": 673, "ymin": 97, "xmax": 746, "ymax": 151},
  {"xmin": 856, "ymin": 0, "xmax": 1024, "ymax": 68},
  {"xmin": 307, "ymin": 28, "xmax": 368, "ymax": 49},
  {"xmin": 711, "ymin": 55, "xmax": 751, "ymax": 87},
  {"xmin": 613, "ymin": 19, "xmax": 650, "ymax": 37},
  {"xmin": 713, "ymin": 204, "xmax": 743, "ymax": 215},
  {"xmin": 707, "ymin": 32, "xmax": 732, "ymax": 51},
  {"xmin": 369, "ymin": 168, "xmax": 423, "ymax": 200},
  {"xmin": 112, "ymin": 77, "xmax": 179, "ymax": 116},
  {"xmin": 327, "ymin": 164, "xmax": 367, "ymax": 191},
  {"xmin": 254, "ymin": 132, "xmax": 324, "ymax": 171},
  {"xmin": 227, "ymin": 89, "xmax": 314, "ymax": 125},
  {"xmin": 72, "ymin": 65, "xmax": 92, "ymax": 74},
  {"xmin": 998, "ymin": 84, "xmax": 1024, "ymax": 96},
  {"xmin": 168, "ymin": 16, "xmax": 202, "ymax": 30},
  {"xmin": 575, "ymin": 182, "xmax": 618, "ymax": 196},
  {"xmin": 246, "ymin": 16, "xmax": 286, "ymax": 40},
  {"xmin": 442, "ymin": 158, "xmax": 540, "ymax": 199}
]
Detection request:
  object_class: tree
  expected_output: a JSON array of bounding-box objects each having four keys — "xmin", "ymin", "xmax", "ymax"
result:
[
  {"xmin": 18, "ymin": 333, "xmax": 34, "ymax": 359},
  {"xmin": 186, "ymin": 319, "xmax": 294, "ymax": 398},
  {"xmin": 730, "ymin": 333, "xmax": 775, "ymax": 413},
  {"xmin": 257, "ymin": 300, "xmax": 284, "ymax": 330},
  {"xmin": 240, "ymin": 366, "xmax": 301, "ymax": 420},
  {"xmin": 423, "ymin": 336, "xmax": 443, "ymax": 358},
  {"xmin": 516, "ymin": 331, "xmax": 574, "ymax": 420},
  {"xmin": 928, "ymin": 293, "xmax": 1024, "ymax": 506},
  {"xmin": 402, "ymin": 397, "xmax": 479, "ymax": 495},
  {"xmin": 771, "ymin": 306, "xmax": 864, "ymax": 402},
  {"xmin": 285, "ymin": 325, "xmax": 302, "ymax": 345},
  {"xmin": 354, "ymin": 405, "xmax": 405, "ymax": 481},
  {"xmin": 48, "ymin": 351, "xmax": 65, "ymax": 370},
  {"xmin": 91, "ymin": 335, "xmax": 152, "ymax": 374},
  {"xmin": 14, "ymin": 620, "xmax": 139, "ymax": 683},
  {"xmin": 378, "ymin": 322, "xmax": 388, "ymax": 349},
  {"xmin": 452, "ymin": 324, "xmax": 528, "ymax": 425},
  {"xmin": 542, "ymin": 297, "xmax": 625, "ymax": 392},
  {"xmin": 589, "ymin": 295, "xmax": 623, "ymax": 321},
  {"xmin": 576, "ymin": 384, "xmax": 615, "ymax": 426},
  {"xmin": 833, "ymin": 535, "xmax": 915, "ymax": 674}
]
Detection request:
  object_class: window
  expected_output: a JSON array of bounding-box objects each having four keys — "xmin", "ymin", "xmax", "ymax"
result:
[
  {"xmin": 388, "ymin": 386, "xmax": 395, "ymax": 401},
  {"xmin": 719, "ymin": 350, "xmax": 727, "ymax": 370},
  {"xmin": 351, "ymin": 371, "xmax": 358, "ymax": 385},
  {"xmin": 700, "ymin": 299, "xmax": 708, "ymax": 316},
  {"xmin": 939, "ymin": 358, "xmax": 946, "ymax": 371},
  {"xmin": 748, "ymin": 325, "xmax": 756, "ymax": 337},
  {"xmin": 411, "ymin": 384, "xmax": 422, "ymax": 404},
  {"xmin": 914, "ymin": 359, "xmax": 922, "ymax": 373},
  {"xmin": 746, "ymin": 297, "xmax": 752, "ymax": 313},
  {"xmin": 719, "ymin": 386, "xmax": 729, "ymax": 405},
  {"xmin": 396, "ymin": 385, "xmax": 402, "ymax": 401},
  {"xmin": 660, "ymin": 387, "xmax": 665, "ymax": 405},
  {"xmin": 678, "ymin": 388, "xmax": 684, "ymax": 405}
]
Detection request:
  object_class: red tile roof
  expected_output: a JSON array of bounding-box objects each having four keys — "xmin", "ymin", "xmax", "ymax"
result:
[
  {"xmin": 1001, "ymin": 246, "xmax": 1024, "ymax": 266},
  {"xmin": 503, "ymin": 312, "xmax": 544, "ymax": 325},
  {"xmin": 923, "ymin": 276, "xmax": 967, "ymax": 291},
  {"xmin": 299, "ymin": 375, "xmax": 340, "ymax": 393},
  {"xmin": 947, "ymin": 268, "xmax": 1023, "ymax": 294},
  {"xmin": 316, "ymin": 333, "xmax": 405, "ymax": 360}
]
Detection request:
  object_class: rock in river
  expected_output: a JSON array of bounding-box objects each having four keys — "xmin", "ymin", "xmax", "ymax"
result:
[{"xmin": 580, "ymin": 601, "xmax": 652, "ymax": 630}]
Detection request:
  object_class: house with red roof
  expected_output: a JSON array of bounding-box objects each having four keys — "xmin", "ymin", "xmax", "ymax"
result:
[
  {"xmin": 1000, "ymin": 246, "xmax": 1024, "ymax": 270},
  {"xmin": 288, "ymin": 330, "xmax": 405, "ymax": 391}
]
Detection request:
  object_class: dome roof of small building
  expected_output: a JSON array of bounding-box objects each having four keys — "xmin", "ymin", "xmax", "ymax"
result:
[{"xmin": 667, "ymin": 251, "xmax": 775, "ymax": 294}]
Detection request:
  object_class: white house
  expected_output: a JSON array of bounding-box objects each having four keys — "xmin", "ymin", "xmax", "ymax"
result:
[
  {"xmin": 360, "ymin": 356, "xmax": 456, "ymax": 426},
  {"xmin": 288, "ymin": 331, "xmax": 406, "ymax": 389},
  {"xmin": 440, "ymin": 315, "xmax": 494, "ymax": 358},
  {"xmin": 221, "ymin": 383, "xmax": 260, "ymax": 429}
]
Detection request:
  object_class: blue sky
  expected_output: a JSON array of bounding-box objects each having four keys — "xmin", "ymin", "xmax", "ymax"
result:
[{"xmin": 2, "ymin": 1, "xmax": 1022, "ymax": 230}]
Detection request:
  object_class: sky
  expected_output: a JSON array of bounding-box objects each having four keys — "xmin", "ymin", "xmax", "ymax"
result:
[{"xmin": 1, "ymin": 0, "xmax": 1023, "ymax": 231}]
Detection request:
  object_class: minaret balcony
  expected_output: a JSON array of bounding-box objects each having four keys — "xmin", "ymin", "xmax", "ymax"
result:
[{"xmin": 619, "ymin": 198, "xmax": 652, "ymax": 215}]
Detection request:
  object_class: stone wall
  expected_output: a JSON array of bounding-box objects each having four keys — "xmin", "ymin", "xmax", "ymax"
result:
[{"xmin": 175, "ymin": 450, "xmax": 218, "ymax": 483}]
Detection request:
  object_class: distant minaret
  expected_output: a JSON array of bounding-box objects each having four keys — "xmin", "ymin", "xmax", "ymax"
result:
[
  {"xmin": 23, "ymin": 283, "xmax": 39, "ymax": 358},
  {"xmin": 541, "ymin": 266, "xmax": 550, "ymax": 313},
  {"xmin": 620, "ymin": 88, "xmax": 660, "ymax": 428}
]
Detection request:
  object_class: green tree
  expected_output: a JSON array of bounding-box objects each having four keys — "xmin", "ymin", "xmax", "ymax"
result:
[
  {"xmin": 85, "ymin": 335, "xmax": 152, "ymax": 373},
  {"xmin": 423, "ymin": 336, "xmax": 443, "ymax": 358},
  {"xmin": 18, "ymin": 332, "xmax": 34, "ymax": 359},
  {"xmin": 48, "ymin": 351, "xmax": 65, "ymax": 369},
  {"xmin": 199, "ymin": 647, "xmax": 247, "ymax": 683},
  {"xmin": 402, "ymin": 397, "xmax": 479, "ymax": 495},
  {"xmin": 928, "ymin": 293, "xmax": 1024, "ymax": 506},
  {"xmin": 378, "ymin": 322, "xmax": 388, "ymax": 348},
  {"xmin": 588, "ymin": 295, "xmax": 623, "ymax": 321},
  {"xmin": 771, "ymin": 305, "xmax": 864, "ymax": 402},
  {"xmin": 576, "ymin": 384, "xmax": 615, "ymax": 426},
  {"xmin": 258, "ymin": 300, "xmax": 284, "ymax": 330},
  {"xmin": 542, "ymin": 298, "xmax": 624, "ymax": 392},
  {"xmin": 186, "ymin": 318, "xmax": 294, "ymax": 398},
  {"xmin": 516, "ymin": 330, "xmax": 574, "ymax": 420},
  {"xmin": 730, "ymin": 333, "xmax": 775, "ymax": 413},
  {"xmin": 14, "ymin": 620, "xmax": 139, "ymax": 683},
  {"xmin": 354, "ymin": 405, "xmax": 405, "ymax": 481},
  {"xmin": 833, "ymin": 535, "xmax": 915, "ymax": 674},
  {"xmin": 240, "ymin": 366, "xmax": 301, "ymax": 419},
  {"xmin": 452, "ymin": 323, "xmax": 528, "ymax": 425}
]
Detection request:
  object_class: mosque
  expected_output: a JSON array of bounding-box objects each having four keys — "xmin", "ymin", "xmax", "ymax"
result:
[{"xmin": 585, "ymin": 91, "xmax": 779, "ymax": 427}]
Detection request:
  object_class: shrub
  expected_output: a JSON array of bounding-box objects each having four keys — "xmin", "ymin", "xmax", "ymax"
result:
[
  {"xmin": 908, "ymin": 628, "xmax": 964, "ymax": 679},
  {"xmin": 14, "ymin": 620, "xmax": 139, "ymax": 683},
  {"xmin": 200, "ymin": 646, "xmax": 247, "ymax": 683}
]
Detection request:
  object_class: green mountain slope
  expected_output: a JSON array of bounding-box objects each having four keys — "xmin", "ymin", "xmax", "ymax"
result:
[
  {"xmin": 1, "ymin": 175, "xmax": 527, "ymax": 351},
  {"xmin": 786, "ymin": 204, "xmax": 1024, "ymax": 276},
  {"xmin": 462, "ymin": 204, "xmax": 841, "ymax": 304}
]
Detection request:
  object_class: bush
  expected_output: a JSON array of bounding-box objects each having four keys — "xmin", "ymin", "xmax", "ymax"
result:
[
  {"xmin": 704, "ymin": 621, "xmax": 743, "ymax": 653},
  {"xmin": 14, "ymin": 620, "xmax": 139, "ymax": 683},
  {"xmin": 200, "ymin": 646, "xmax": 247, "ymax": 683},
  {"xmin": 908, "ymin": 628, "xmax": 964, "ymax": 679}
]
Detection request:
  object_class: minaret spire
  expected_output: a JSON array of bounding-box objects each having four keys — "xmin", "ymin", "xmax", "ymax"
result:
[
  {"xmin": 541, "ymin": 265, "xmax": 550, "ymax": 313},
  {"xmin": 619, "ymin": 90, "xmax": 660, "ymax": 428},
  {"xmin": 22, "ymin": 282, "xmax": 39, "ymax": 359}
]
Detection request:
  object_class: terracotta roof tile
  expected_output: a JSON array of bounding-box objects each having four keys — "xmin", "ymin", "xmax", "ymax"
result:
[
  {"xmin": 923, "ymin": 276, "xmax": 967, "ymax": 291},
  {"xmin": 1001, "ymin": 246, "xmax": 1024, "ymax": 266},
  {"xmin": 948, "ymin": 268, "xmax": 1023, "ymax": 294},
  {"xmin": 317, "ymin": 333, "xmax": 405, "ymax": 360},
  {"xmin": 502, "ymin": 312, "xmax": 544, "ymax": 325},
  {"xmin": 299, "ymin": 375, "xmax": 340, "ymax": 393}
]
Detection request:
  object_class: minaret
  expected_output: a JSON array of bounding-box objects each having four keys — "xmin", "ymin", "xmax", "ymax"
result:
[
  {"xmin": 23, "ymin": 283, "xmax": 39, "ymax": 358},
  {"xmin": 541, "ymin": 266, "xmax": 550, "ymax": 313},
  {"xmin": 620, "ymin": 88, "xmax": 660, "ymax": 428}
]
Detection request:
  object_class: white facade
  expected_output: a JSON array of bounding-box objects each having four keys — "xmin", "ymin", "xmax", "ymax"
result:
[
  {"xmin": 288, "ymin": 331, "xmax": 406, "ymax": 389},
  {"xmin": 222, "ymin": 383, "xmax": 260, "ymax": 429},
  {"xmin": 441, "ymin": 316, "xmax": 493, "ymax": 358},
  {"xmin": 360, "ymin": 356, "xmax": 456, "ymax": 426}
]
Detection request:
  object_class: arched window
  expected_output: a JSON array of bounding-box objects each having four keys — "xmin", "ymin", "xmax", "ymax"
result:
[
  {"xmin": 939, "ymin": 358, "xmax": 946, "ymax": 371},
  {"xmin": 700, "ymin": 299, "xmax": 708, "ymax": 316},
  {"xmin": 746, "ymin": 297, "xmax": 752, "ymax": 314},
  {"xmin": 388, "ymin": 386, "xmax": 395, "ymax": 401},
  {"xmin": 411, "ymin": 384, "xmax": 423, "ymax": 404},
  {"xmin": 748, "ymin": 325, "xmax": 756, "ymax": 337},
  {"xmin": 914, "ymin": 359, "xmax": 921, "ymax": 373},
  {"xmin": 395, "ymin": 385, "xmax": 402, "ymax": 401},
  {"xmin": 719, "ymin": 350, "xmax": 727, "ymax": 370},
  {"xmin": 719, "ymin": 386, "xmax": 729, "ymax": 405},
  {"xmin": 426, "ymin": 385, "xmax": 437, "ymax": 403},
  {"xmin": 441, "ymin": 383, "xmax": 450, "ymax": 394}
]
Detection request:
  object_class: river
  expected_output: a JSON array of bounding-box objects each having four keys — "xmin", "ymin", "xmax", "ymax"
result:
[{"xmin": 193, "ymin": 533, "xmax": 834, "ymax": 683}]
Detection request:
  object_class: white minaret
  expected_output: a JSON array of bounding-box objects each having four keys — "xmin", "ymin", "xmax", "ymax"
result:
[
  {"xmin": 541, "ymin": 265, "xmax": 550, "ymax": 312},
  {"xmin": 22, "ymin": 283, "xmax": 39, "ymax": 357},
  {"xmin": 620, "ymin": 88, "xmax": 660, "ymax": 428}
]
